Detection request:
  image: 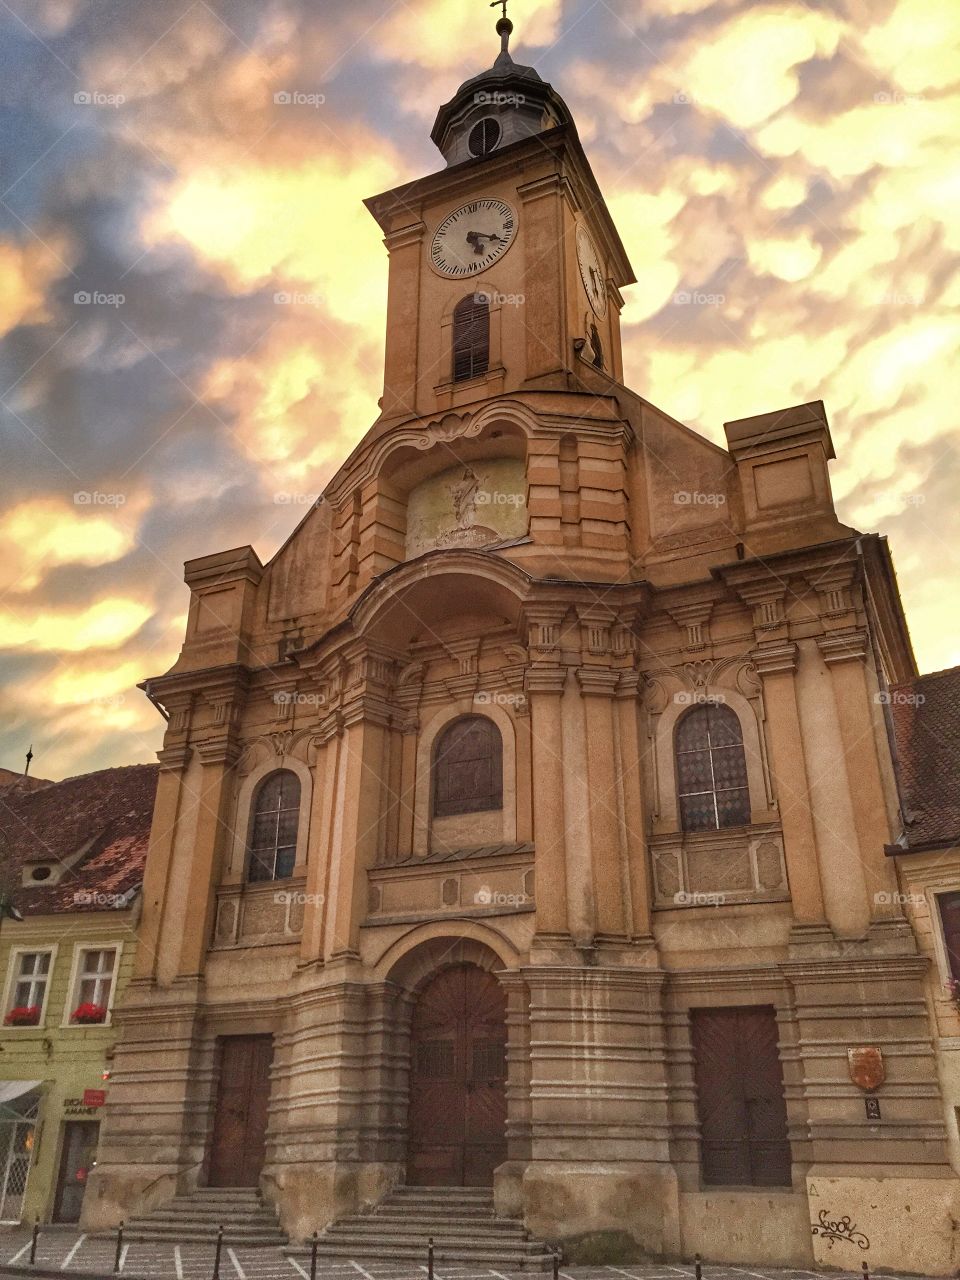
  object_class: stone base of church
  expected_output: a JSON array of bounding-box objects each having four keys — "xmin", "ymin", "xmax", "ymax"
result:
[
  {"xmin": 678, "ymin": 1189, "xmax": 813, "ymax": 1268},
  {"xmin": 806, "ymin": 1172, "xmax": 960, "ymax": 1276},
  {"xmin": 266, "ymin": 1161, "xmax": 402, "ymax": 1242},
  {"xmin": 81, "ymin": 1164, "xmax": 185, "ymax": 1232},
  {"xmin": 520, "ymin": 1161, "xmax": 681, "ymax": 1259}
]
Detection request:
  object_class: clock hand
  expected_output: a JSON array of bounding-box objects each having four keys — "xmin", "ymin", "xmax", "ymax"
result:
[{"xmin": 466, "ymin": 229, "xmax": 503, "ymax": 254}]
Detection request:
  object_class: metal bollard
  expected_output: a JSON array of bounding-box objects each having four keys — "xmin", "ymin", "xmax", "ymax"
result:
[
  {"xmin": 310, "ymin": 1230, "xmax": 318, "ymax": 1280},
  {"xmin": 862, "ymin": 1262, "xmax": 870, "ymax": 1280},
  {"xmin": 212, "ymin": 1225, "xmax": 224, "ymax": 1280},
  {"xmin": 553, "ymin": 1248, "xmax": 560, "ymax": 1280},
  {"xmin": 427, "ymin": 1235, "xmax": 434, "ymax": 1280},
  {"xmin": 29, "ymin": 1217, "xmax": 39, "ymax": 1266},
  {"xmin": 694, "ymin": 1253, "xmax": 702, "ymax": 1280},
  {"xmin": 113, "ymin": 1221, "xmax": 124, "ymax": 1273}
]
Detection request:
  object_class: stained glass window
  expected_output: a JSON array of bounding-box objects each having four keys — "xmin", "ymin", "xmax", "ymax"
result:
[
  {"xmin": 247, "ymin": 770, "xmax": 300, "ymax": 882},
  {"xmin": 675, "ymin": 703, "xmax": 750, "ymax": 832}
]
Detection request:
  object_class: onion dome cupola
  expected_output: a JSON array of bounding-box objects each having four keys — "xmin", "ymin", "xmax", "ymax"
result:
[{"xmin": 431, "ymin": 10, "xmax": 572, "ymax": 167}]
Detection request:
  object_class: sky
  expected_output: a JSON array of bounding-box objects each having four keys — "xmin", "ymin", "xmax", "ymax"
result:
[{"xmin": 0, "ymin": 0, "xmax": 957, "ymax": 781}]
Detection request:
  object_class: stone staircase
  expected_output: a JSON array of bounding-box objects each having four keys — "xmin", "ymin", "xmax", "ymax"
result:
[
  {"xmin": 120, "ymin": 1186, "xmax": 287, "ymax": 1245},
  {"xmin": 286, "ymin": 1186, "xmax": 557, "ymax": 1270}
]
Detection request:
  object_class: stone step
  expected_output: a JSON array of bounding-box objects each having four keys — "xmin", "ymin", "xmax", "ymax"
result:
[
  {"xmin": 324, "ymin": 1219, "xmax": 529, "ymax": 1241},
  {"xmin": 123, "ymin": 1214, "xmax": 281, "ymax": 1230},
  {"xmin": 286, "ymin": 1239, "xmax": 555, "ymax": 1270},
  {"xmin": 121, "ymin": 1225, "xmax": 287, "ymax": 1245},
  {"xmin": 168, "ymin": 1188, "xmax": 264, "ymax": 1199},
  {"xmin": 370, "ymin": 1214, "xmax": 503, "ymax": 1228},
  {"xmin": 140, "ymin": 1206, "xmax": 280, "ymax": 1220}
]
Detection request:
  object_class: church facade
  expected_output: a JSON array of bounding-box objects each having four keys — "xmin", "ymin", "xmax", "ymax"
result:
[{"xmin": 83, "ymin": 20, "xmax": 960, "ymax": 1275}]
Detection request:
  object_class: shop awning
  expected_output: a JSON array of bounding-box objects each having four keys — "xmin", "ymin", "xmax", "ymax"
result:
[{"xmin": 0, "ymin": 1081, "xmax": 42, "ymax": 1120}]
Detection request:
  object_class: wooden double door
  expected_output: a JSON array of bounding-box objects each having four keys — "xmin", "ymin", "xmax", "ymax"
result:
[
  {"xmin": 208, "ymin": 1035, "xmax": 273, "ymax": 1187},
  {"xmin": 407, "ymin": 964, "xmax": 508, "ymax": 1186},
  {"xmin": 691, "ymin": 1006, "xmax": 791, "ymax": 1186}
]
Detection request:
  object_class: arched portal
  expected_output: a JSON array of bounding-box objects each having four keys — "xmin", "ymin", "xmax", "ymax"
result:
[{"xmin": 407, "ymin": 962, "xmax": 507, "ymax": 1186}]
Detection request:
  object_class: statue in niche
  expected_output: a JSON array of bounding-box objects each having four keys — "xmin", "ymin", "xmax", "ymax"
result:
[{"xmin": 437, "ymin": 466, "xmax": 498, "ymax": 549}]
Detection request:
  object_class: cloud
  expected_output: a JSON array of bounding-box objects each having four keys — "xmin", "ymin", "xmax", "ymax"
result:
[{"xmin": 0, "ymin": 497, "xmax": 136, "ymax": 591}]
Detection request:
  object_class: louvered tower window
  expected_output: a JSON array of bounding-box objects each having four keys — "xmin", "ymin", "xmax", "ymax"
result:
[
  {"xmin": 452, "ymin": 294, "xmax": 490, "ymax": 382},
  {"xmin": 433, "ymin": 715, "xmax": 503, "ymax": 817},
  {"xmin": 675, "ymin": 703, "xmax": 751, "ymax": 831}
]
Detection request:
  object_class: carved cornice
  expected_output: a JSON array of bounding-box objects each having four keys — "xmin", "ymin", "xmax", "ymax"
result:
[
  {"xmin": 524, "ymin": 666, "xmax": 567, "ymax": 696},
  {"xmin": 194, "ymin": 735, "xmax": 242, "ymax": 767},
  {"xmin": 156, "ymin": 744, "xmax": 192, "ymax": 772},
  {"xmin": 817, "ymin": 629, "xmax": 869, "ymax": 665},
  {"xmin": 576, "ymin": 667, "xmax": 620, "ymax": 697},
  {"xmin": 752, "ymin": 642, "xmax": 800, "ymax": 677}
]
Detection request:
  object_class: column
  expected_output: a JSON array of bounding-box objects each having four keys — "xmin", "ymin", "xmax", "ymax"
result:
[
  {"xmin": 752, "ymin": 643, "xmax": 827, "ymax": 926},
  {"xmin": 818, "ymin": 631, "xmax": 901, "ymax": 921},
  {"xmin": 525, "ymin": 666, "xmax": 570, "ymax": 941},
  {"xmin": 578, "ymin": 667, "xmax": 627, "ymax": 941}
]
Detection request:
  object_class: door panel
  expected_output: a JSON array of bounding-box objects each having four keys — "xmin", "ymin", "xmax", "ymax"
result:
[
  {"xmin": 53, "ymin": 1122, "xmax": 99, "ymax": 1223},
  {"xmin": 209, "ymin": 1035, "xmax": 273, "ymax": 1187},
  {"xmin": 407, "ymin": 965, "xmax": 507, "ymax": 1186},
  {"xmin": 691, "ymin": 1006, "xmax": 791, "ymax": 1187}
]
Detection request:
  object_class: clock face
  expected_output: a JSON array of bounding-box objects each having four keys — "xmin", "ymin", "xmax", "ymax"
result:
[
  {"xmin": 576, "ymin": 224, "xmax": 607, "ymax": 318},
  {"xmin": 430, "ymin": 198, "xmax": 517, "ymax": 278}
]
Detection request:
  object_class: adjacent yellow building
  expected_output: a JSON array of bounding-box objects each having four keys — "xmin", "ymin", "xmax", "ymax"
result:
[{"xmin": 0, "ymin": 764, "xmax": 156, "ymax": 1224}]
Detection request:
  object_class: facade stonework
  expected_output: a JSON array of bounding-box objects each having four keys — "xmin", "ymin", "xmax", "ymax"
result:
[{"xmin": 82, "ymin": 26, "xmax": 959, "ymax": 1277}]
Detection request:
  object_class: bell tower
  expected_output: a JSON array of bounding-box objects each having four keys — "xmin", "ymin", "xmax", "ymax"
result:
[{"xmin": 364, "ymin": 11, "xmax": 636, "ymax": 424}]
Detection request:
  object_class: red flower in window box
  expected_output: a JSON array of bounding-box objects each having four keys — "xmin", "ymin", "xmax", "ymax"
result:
[
  {"xmin": 71, "ymin": 1002, "xmax": 107, "ymax": 1024},
  {"xmin": 4, "ymin": 1005, "xmax": 41, "ymax": 1026}
]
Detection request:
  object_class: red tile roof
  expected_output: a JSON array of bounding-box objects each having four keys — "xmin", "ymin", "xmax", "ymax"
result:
[
  {"xmin": 889, "ymin": 666, "xmax": 960, "ymax": 851},
  {"xmin": 0, "ymin": 763, "xmax": 158, "ymax": 915}
]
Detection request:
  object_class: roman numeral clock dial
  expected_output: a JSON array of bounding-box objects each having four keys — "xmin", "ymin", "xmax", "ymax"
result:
[
  {"xmin": 430, "ymin": 198, "xmax": 517, "ymax": 277},
  {"xmin": 576, "ymin": 223, "xmax": 608, "ymax": 318}
]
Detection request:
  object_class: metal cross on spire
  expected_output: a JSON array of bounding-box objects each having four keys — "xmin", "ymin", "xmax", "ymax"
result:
[{"xmin": 490, "ymin": 0, "xmax": 513, "ymax": 53}]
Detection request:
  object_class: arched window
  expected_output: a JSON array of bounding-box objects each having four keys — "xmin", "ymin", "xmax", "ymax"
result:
[
  {"xmin": 247, "ymin": 770, "xmax": 300, "ymax": 881},
  {"xmin": 675, "ymin": 703, "xmax": 750, "ymax": 832},
  {"xmin": 433, "ymin": 716, "xmax": 502, "ymax": 818},
  {"xmin": 452, "ymin": 294, "xmax": 490, "ymax": 383}
]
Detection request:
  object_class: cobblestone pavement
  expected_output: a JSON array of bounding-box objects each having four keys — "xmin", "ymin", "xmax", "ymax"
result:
[{"xmin": 0, "ymin": 1230, "xmax": 906, "ymax": 1280}]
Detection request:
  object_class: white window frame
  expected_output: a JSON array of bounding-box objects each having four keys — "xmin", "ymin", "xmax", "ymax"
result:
[
  {"xmin": 1, "ymin": 946, "xmax": 58, "ymax": 1030},
  {"xmin": 61, "ymin": 942, "xmax": 122, "ymax": 1028}
]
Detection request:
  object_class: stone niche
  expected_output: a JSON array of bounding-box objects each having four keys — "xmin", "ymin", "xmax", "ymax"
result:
[
  {"xmin": 405, "ymin": 458, "xmax": 527, "ymax": 559},
  {"xmin": 366, "ymin": 845, "xmax": 534, "ymax": 924},
  {"xmin": 650, "ymin": 825, "xmax": 788, "ymax": 908},
  {"xmin": 212, "ymin": 880, "xmax": 306, "ymax": 946}
]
